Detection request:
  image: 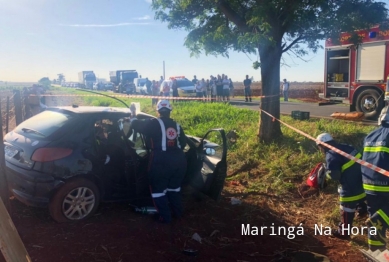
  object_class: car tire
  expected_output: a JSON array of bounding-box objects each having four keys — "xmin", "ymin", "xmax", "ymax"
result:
[
  {"xmin": 49, "ymin": 178, "xmax": 100, "ymax": 223},
  {"xmin": 355, "ymin": 89, "xmax": 384, "ymax": 120}
]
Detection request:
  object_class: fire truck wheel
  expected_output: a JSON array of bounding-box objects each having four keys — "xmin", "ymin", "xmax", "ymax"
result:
[{"xmin": 355, "ymin": 89, "xmax": 384, "ymax": 120}]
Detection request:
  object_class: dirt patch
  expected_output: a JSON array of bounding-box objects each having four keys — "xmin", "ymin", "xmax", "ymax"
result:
[{"xmin": 3, "ymin": 182, "xmax": 367, "ymax": 262}]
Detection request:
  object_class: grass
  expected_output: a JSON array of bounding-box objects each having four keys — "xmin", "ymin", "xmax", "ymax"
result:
[{"xmin": 51, "ymin": 86, "xmax": 376, "ymax": 234}]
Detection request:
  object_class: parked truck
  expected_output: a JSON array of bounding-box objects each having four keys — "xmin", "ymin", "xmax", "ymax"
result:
[
  {"xmin": 109, "ymin": 70, "xmax": 139, "ymax": 93},
  {"xmin": 320, "ymin": 25, "xmax": 389, "ymax": 119},
  {"xmin": 78, "ymin": 71, "xmax": 97, "ymax": 89}
]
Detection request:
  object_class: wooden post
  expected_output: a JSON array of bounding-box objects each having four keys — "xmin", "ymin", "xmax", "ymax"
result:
[
  {"xmin": 0, "ymin": 99, "xmax": 10, "ymax": 211},
  {"xmin": 0, "ymin": 98, "xmax": 31, "ymax": 262},
  {"xmin": 0, "ymin": 198, "xmax": 31, "ymax": 262},
  {"xmin": 5, "ymin": 97, "xmax": 9, "ymax": 134},
  {"xmin": 13, "ymin": 90, "xmax": 22, "ymax": 126}
]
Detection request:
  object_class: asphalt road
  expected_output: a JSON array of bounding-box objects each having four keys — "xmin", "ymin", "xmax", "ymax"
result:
[
  {"xmin": 229, "ymin": 98, "xmax": 377, "ymax": 125},
  {"xmin": 229, "ymin": 98, "xmax": 349, "ymax": 117}
]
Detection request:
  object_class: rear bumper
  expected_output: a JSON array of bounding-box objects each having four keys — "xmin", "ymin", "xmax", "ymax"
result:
[
  {"xmin": 5, "ymin": 161, "xmax": 62, "ymax": 208},
  {"xmin": 318, "ymin": 93, "xmax": 349, "ymax": 104}
]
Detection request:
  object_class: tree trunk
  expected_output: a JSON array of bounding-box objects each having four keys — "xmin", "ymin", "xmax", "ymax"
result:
[{"xmin": 258, "ymin": 43, "xmax": 282, "ymax": 142}]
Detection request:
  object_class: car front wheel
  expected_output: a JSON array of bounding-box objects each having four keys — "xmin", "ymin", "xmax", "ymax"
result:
[{"xmin": 49, "ymin": 178, "xmax": 100, "ymax": 223}]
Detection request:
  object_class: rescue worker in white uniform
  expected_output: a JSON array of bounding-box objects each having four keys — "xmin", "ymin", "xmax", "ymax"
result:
[{"xmin": 130, "ymin": 100, "xmax": 187, "ymax": 223}]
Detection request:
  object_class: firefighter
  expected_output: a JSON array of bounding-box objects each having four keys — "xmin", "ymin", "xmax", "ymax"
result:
[
  {"xmin": 316, "ymin": 133, "xmax": 367, "ymax": 239},
  {"xmin": 129, "ymin": 100, "xmax": 187, "ymax": 223},
  {"xmin": 362, "ymin": 105, "xmax": 389, "ymax": 251}
]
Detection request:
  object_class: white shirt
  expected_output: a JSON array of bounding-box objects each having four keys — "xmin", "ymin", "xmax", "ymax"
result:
[
  {"xmin": 222, "ymin": 79, "xmax": 230, "ymax": 89},
  {"xmin": 195, "ymin": 83, "xmax": 203, "ymax": 93},
  {"xmin": 283, "ymin": 82, "xmax": 289, "ymax": 91}
]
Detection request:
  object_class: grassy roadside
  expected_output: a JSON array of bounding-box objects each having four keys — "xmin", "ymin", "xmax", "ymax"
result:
[{"xmin": 55, "ymin": 87, "xmax": 377, "ymax": 252}]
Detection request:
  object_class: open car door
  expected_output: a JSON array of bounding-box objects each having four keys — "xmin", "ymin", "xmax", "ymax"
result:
[{"xmin": 188, "ymin": 129, "xmax": 227, "ymax": 201}]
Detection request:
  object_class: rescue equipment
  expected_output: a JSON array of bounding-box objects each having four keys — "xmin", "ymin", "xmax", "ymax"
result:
[
  {"xmin": 306, "ymin": 163, "xmax": 327, "ymax": 189},
  {"xmin": 330, "ymin": 112, "xmax": 364, "ymax": 121}
]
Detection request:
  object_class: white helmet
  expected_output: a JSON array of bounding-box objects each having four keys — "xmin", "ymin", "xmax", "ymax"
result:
[
  {"xmin": 157, "ymin": 99, "xmax": 172, "ymax": 112},
  {"xmin": 316, "ymin": 133, "xmax": 333, "ymax": 145},
  {"xmin": 378, "ymin": 105, "xmax": 389, "ymax": 126}
]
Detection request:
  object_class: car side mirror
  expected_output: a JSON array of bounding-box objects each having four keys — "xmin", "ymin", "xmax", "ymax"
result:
[{"xmin": 205, "ymin": 147, "xmax": 216, "ymax": 156}]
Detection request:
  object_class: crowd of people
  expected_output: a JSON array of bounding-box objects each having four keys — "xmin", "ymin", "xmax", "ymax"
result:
[
  {"xmin": 190, "ymin": 74, "xmax": 236, "ymax": 102},
  {"xmin": 145, "ymin": 74, "xmax": 255, "ymax": 104},
  {"xmin": 144, "ymin": 75, "xmax": 292, "ymax": 104}
]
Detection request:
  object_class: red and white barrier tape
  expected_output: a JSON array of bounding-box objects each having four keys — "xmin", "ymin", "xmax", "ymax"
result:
[
  {"xmin": 31, "ymin": 93, "xmax": 280, "ymax": 100},
  {"xmin": 260, "ymin": 109, "xmax": 389, "ymax": 178}
]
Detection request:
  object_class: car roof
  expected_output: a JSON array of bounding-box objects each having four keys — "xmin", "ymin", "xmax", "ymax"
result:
[
  {"xmin": 46, "ymin": 106, "xmax": 156, "ymax": 119},
  {"xmin": 48, "ymin": 106, "xmax": 131, "ymax": 114}
]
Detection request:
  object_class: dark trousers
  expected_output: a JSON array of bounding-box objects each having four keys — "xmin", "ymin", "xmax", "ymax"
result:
[
  {"xmin": 283, "ymin": 90, "xmax": 288, "ymax": 101},
  {"xmin": 366, "ymin": 194, "xmax": 389, "ymax": 251},
  {"xmin": 148, "ymin": 150, "xmax": 187, "ymax": 222},
  {"xmin": 244, "ymin": 87, "xmax": 252, "ymax": 101},
  {"xmin": 172, "ymin": 90, "xmax": 179, "ymax": 102},
  {"xmin": 337, "ymin": 200, "xmax": 366, "ymax": 235}
]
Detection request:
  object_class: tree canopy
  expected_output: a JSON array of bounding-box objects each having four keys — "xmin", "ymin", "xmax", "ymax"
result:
[
  {"xmin": 57, "ymin": 74, "xmax": 65, "ymax": 83},
  {"xmin": 151, "ymin": 0, "xmax": 388, "ymax": 142},
  {"xmin": 38, "ymin": 77, "xmax": 51, "ymax": 88}
]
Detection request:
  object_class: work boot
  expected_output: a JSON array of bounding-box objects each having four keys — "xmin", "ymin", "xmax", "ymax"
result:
[
  {"xmin": 153, "ymin": 213, "xmax": 170, "ymax": 224},
  {"xmin": 245, "ymin": 98, "xmax": 248, "ymax": 102},
  {"xmin": 249, "ymin": 98, "xmax": 252, "ymax": 102},
  {"xmin": 331, "ymin": 228, "xmax": 350, "ymax": 240}
]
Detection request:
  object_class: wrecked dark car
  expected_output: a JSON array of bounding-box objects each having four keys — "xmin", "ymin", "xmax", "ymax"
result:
[{"xmin": 3, "ymin": 105, "xmax": 227, "ymax": 222}]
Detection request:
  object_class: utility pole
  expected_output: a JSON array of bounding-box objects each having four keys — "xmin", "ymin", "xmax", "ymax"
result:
[{"xmin": 163, "ymin": 61, "xmax": 165, "ymax": 80}]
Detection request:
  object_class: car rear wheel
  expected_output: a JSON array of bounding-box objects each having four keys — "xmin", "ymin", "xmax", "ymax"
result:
[{"xmin": 49, "ymin": 178, "xmax": 100, "ymax": 223}]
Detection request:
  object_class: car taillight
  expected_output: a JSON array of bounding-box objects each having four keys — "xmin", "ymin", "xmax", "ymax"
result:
[{"xmin": 31, "ymin": 148, "xmax": 73, "ymax": 162}]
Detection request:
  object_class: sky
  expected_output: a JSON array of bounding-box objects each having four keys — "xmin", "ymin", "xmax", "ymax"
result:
[{"xmin": 0, "ymin": 0, "xmax": 388, "ymax": 83}]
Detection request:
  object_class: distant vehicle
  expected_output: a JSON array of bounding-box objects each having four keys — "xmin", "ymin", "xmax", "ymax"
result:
[
  {"xmin": 133, "ymin": 78, "xmax": 148, "ymax": 94},
  {"xmin": 109, "ymin": 70, "xmax": 138, "ymax": 94},
  {"xmin": 105, "ymin": 83, "xmax": 114, "ymax": 91},
  {"xmin": 93, "ymin": 82, "xmax": 106, "ymax": 91},
  {"xmin": 161, "ymin": 76, "xmax": 196, "ymax": 97},
  {"xmin": 78, "ymin": 71, "xmax": 97, "ymax": 89},
  {"xmin": 320, "ymin": 25, "xmax": 389, "ymax": 119}
]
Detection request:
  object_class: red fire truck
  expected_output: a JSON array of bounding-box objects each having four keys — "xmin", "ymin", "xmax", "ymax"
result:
[{"xmin": 320, "ymin": 26, "xmax": 389, "ymax": 119}]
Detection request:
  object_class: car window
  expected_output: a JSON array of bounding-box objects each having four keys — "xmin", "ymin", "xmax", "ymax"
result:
[
  {"xmin": 177, "ymin": 80, "xmax": 193, "ymax": 87},
  {"xmin": 94, "ymin": 119, "xmax": 114, "ymax": 141},
  {"xmin": 128, "ymin": 131, "xmax": 148, "ymax": 158},
  {"xmin": 204, "ymin": 132, "xmax": 224, "ymax": 160},
  {"xmin": 14, "ymin": 110, "xmax": 75, "ymax": 139}
]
